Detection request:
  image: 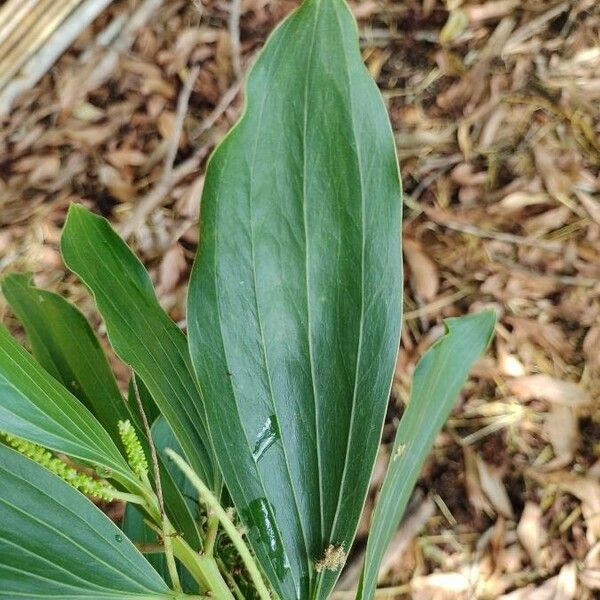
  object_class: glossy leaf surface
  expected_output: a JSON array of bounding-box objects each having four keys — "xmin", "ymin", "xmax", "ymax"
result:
[
  {"xmin": 187, "ymin": 0, "xmax": 402, "ymax": 597},
  {"xmin": 0, "ymin": 444, "xmax": 175, "ymax": 599},
  {"xmin": 357, "ymin": 311, "xmax": 496, "ymax": 600},
  {"xmin": 61, "ymin": 204, "xmax": 219, "ymax": 491},
  {"xmin": 2, "ymin": 272, "xmax": 127, "ymax": 442},
  {"xmin": 0, "ymin": 323, "xmax": 136, "ymax": 487}
]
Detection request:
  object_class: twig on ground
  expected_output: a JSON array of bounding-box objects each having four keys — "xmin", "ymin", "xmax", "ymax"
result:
[
  {"xmin": 190, "ymin": 77, "xmax": 244, "ymax": 140},
  {"xmin": 229, "ymin": 0, "xmax": 242, "ymax": 80},
  {"xmin": 120, "ymin": 65, "xmax": 200, "ymax": 238},
  {"xmin": 427, "ymin": 210, "xmax": 564, "ymax": 253}
]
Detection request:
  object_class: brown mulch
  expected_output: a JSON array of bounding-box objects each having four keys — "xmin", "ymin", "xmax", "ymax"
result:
[{"xmin": 1, "ymin": 0, "xmax": 600, "ymax": 598}]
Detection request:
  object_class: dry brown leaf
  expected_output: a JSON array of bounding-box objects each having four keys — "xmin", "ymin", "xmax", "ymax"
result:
[
  {"xmin": 523, "ymin": 205, "xmax": 572, "ymax": 237},
  {"xmin": 377, "ymin": 496, "xmax": 436, "ymax": 582},
  {"xmin": 476, "ymin": 455, "xmax": 514, "ymax": 519},
  {"xmin": 534, "ymin": 146, "xmax": 575, "ymax": 203},
  {"xmin": 554, "ymin": 561, "xmax": 578, "ymax": 600},
  {"xmin": 29, "ymin": 156, "xmax": 61, "ymax": 184},
  {"xmin": 404, "ymin": 238, "xmax": 439, "ymax": 302},
  {"xmin": 497, "ymin": 347, "xmax": 526, "ymax": 377},
  {"xmin": 411, "ymin": 572, "xmax": 470, "ymax": 600},
  {"xmin": 517, "ymin": 502, "xmax": 545, "ymax": 566},
  {"xmin": 105, "ymin": 149, "xmax": 147, "ymax": 168},
  {"xmin": 508, "ymin": 375, "xmax": 590, "ymax": 407},
  {"xmin": 176, "ymin": 174, "xmax": 204, "ymax": 220},
  {"xmin": 534, "ymin": 471, "xmax": 600, "ymax": 544},
  {"xmin": 580, "ymin": 543, "xmax": 600, "ymax": 590},
  {"xmin": 496, "ymin": 191, "xmax": 550, "ymax": 212},
  {"xmin": 156, "ymin": 244, "xmax": 187, "ymax": 296},
  {"xmin": 575, "ymin": 189, "xmax": 600, "ymax": 226},
  {"xmin": 542, "ymin": 403, "xmax": 578, "ymax": 471},
  {"xmin": 464, "ymin": 446, "xmax": 494, "ymax": 517},
  {"xmin": 98, "ymin": 165, "xmax": 136, "ymax": 203},
  {"xmin": 499, "ymin": 576, "xmax": 563, "ymax": 600},
  {"xmin": 583, "ymin": 325, "xmax": 600, "ymax": 376}
]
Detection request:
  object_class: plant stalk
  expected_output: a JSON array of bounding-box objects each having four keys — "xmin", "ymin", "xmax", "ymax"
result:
[
  {"xmin": 171, "ymin": 534, "xmax": 235, "ymax": 600},
  {"xmin": 204, "ymin": 511, "xmax": 219, "ymax": 555},
  {"xmin": 167, "ymin": 450, "xmax": 272, "ymax": 600}
]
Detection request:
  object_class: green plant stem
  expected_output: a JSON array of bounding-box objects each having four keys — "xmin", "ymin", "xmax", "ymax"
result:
[
  {"xmin": 166, "ymin": 450, "xmax": 272, "ymax": 600},
  {"xmin": 171, "ymin": 534, "xmax": 235, "ymax": 600},
  {"xmin": 204, "ymin": 512, "xmax": 219, "ymax": 555},
  {"xmin": 111, "ymin": 490, "xmax": 146, "ymax": 505},
  {"xmin": 216, "ymin": 557, "xmax": 246, "ymax": 600},
  {"xmin": 145, "ymin": 519, "xmax": 234, "ymax": 600}
]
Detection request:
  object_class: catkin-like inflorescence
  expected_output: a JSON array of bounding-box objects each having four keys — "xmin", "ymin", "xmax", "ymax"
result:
[
  {"xmin": 2, "ymin": 433, "xmax": 117, "ymax": 501},
  {"xmin": 117, "ymin": 420, "xmax": 148, "ymax": 478},
  {"xmin": 315, "ymin": 544, "xmax": 346, "ymax": 573}
]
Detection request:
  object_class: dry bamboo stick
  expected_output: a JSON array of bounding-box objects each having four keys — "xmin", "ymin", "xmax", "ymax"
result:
[
  {"xmin": 0, "ymin": 0, "xmax": 56, "ymax": 61},
  {"xmin": 0, "ymin": 0, "xmax": 40, "ymax": 49},
  {"xmin": 0, "ymin": 0, "xmax": 113, "ymax": 114},
  {"xmin": 0, "ymin": 0, "xmax": 82, "ymax": 90}
]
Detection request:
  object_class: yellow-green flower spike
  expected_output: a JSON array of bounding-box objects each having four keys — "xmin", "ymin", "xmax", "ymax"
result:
[
  {"xmin": 3, "ymin": 433, "xmax": 117, "ymax": 501},
  {"xmin": 117, "ymin": 420, "xmax": 148, "ymax": 478}
]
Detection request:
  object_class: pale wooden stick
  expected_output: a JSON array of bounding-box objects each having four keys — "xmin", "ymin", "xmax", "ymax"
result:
[
  {"xmin": 0, "ymin": 0, "xmax": 112, "ymax": 114},
  {"xmin": 0, "ymin": 0, "xmax": 82, "ymax": 91},
  {"xmin": 0, "ymin": 0, "xmax": 40, "ymax": 49}
]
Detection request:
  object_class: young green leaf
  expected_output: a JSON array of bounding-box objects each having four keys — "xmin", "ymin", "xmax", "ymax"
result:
[
  {"xmin": 0, "ymin": 444, "xmax": 175, "ymax": 599},
  {"xmin": 1, "ymin": 272, "xmax": 127, "ymax": 442},
  {"xmin": 60, "ymin": 204, "xmax": 219, "ymax": 492},
  {"xmin": 0, "ymin": 323, "xmax": 137, "ymax": 489},
  {"xmin": 356, "ymin": 310, "xmax": 496, "ymax": 600},
  {"xmin": 187, "ymin": 0, "xmax": 402, "ymax": 598}
]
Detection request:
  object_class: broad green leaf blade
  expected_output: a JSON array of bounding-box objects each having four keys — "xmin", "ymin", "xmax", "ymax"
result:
[
  {"xmin": 0, "ymin": 444, "xmax": 174, "ymax": 599},
  {"xmin": 357, "ymin": 311, "xmax": 496, "ymax": 600},
  {"xmin": 0, "ymin": 323, "xmax": 136, "ymax": 487},
  {"xmin": 187, "ymin": 0, "xmax": 402, "ymax": 598},
  {"xmin": 2, "ymin": 272, "xmax": 127, "ymax": 442},
  {"xmin": 60, "ymin": 204, "xmax": 219, "ymax": 491}
]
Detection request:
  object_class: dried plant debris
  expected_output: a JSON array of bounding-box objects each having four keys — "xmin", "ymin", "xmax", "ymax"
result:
[{"xmin": 2, "ymin": 0, "xmax": 600, "ymax": 598}]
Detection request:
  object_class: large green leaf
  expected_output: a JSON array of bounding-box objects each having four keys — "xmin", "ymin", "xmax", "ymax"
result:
[
  {"xmin": 1, "ymin": 272, "xmax": 127, "ymax": 442},
  {"xmin": 357, "ymin": 311, "xmax": 496, "ymax": 600},
  {"xmin": 0, "ymin": 323, "xmax": 136, "ymax": 488},
  {"xmin": 60, "ymin": 204, "xmax": 219, "ymax": 491},
  {"xmin": 187, "ymin": 0, "xmax": 402, "ymax": 598},
  {"xmin": 0, "ymin": 444, "xmax": 176, "ymax": 599}
]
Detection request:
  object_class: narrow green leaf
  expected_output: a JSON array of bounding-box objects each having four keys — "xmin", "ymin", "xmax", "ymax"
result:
[
  {"xmin": 0, "ymin": 280, "xmax": 200, "ymax": 544},
  {"xmin": 0, "ymin": 444, "xmax": 175, "ymax": 599},
  {"xmin": 357, "ymin": 310, "xmax": 496, "ymax": 600},
  {"xmin": 0, "ymin": 323, "xmax": 136, "ymax": 488},
  {"xmin": 187, "ymin": 0, "xmax": 402, "ymax": 598},
  {"xmin": 60, "ymin": 204, "xmax": 219, "ymax": 491},
  {"xmin": 1, "ymin": 272, "xmax": 127, "ymax": 442}
]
